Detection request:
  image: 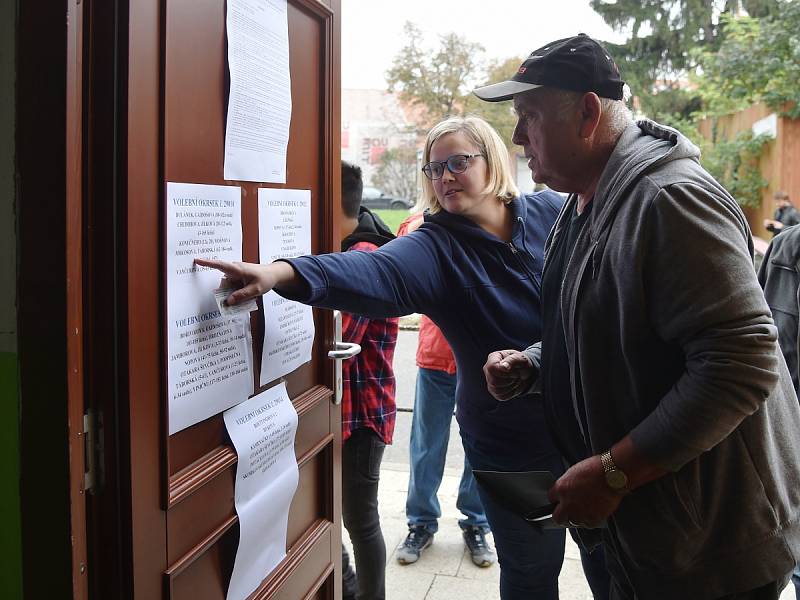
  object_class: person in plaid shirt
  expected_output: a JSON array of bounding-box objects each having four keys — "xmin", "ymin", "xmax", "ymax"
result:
[{"xmin": 339, "ymin": 161, "xmax": 398, "ymax": 600}]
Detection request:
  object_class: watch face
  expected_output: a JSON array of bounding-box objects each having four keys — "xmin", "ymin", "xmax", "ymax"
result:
[{"xmin": 605, "ymin": 469, "xmax": 628, "ymax": 490}]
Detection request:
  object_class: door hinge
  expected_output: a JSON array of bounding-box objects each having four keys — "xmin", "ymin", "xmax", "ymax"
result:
[{"xmin": 83, "ymin": 408, "xmax": 105, "ymax": 495}]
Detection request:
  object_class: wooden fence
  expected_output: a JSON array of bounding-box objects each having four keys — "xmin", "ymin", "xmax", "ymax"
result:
[{"xmin": 698, "ymin": 103, "xmax": 800, "ymax": 240}]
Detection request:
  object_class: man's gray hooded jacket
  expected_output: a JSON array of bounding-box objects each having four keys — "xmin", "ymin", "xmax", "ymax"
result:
[{"xmin": 526, "ymin": 120, "xmax": 800, "ymax": 597}]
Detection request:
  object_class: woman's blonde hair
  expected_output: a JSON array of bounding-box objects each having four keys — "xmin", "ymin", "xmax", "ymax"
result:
[{"xmin": 418, "ymin": 115, "xmax": 519, "ymax": 214}]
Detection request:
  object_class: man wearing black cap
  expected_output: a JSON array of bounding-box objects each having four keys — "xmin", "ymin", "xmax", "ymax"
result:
[{"xmin": 479, "ymin": 34, "xmax": 800, "ymax": 599}]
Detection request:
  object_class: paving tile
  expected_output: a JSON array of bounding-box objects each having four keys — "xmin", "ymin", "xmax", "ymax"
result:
[
  {"xmin": 424, "ymin": 573, "xmax": 500, "ymax": 600},
  {"xmin": 382, "ymin": 513, "xmax": 412, "ymax": 555},
  {"xmin": 559, "ymin": 555, "xmax": 594, "ymax": 600},
  {"xmin": 379, "ymin": 464, "xmax": 411, "ymax": 493},
  {"xmin": 385, "ymin": 564, "xmax": 436, "ymax": 599}
]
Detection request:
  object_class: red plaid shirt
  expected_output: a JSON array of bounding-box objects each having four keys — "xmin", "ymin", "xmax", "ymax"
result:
[{"xmin": 341, "ymin": 241, "xmax": 398, "ymax": 443}]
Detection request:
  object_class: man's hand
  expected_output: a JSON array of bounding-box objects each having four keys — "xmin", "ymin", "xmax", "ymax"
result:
[
  {"xmin": 548, "ymin": 456, "xmax": 624, "ymax": 528},
  {"xmin": 764, "ymin": 218, "xmax": 783, "ymax": 231},
  {"xmin": 548, "ymin": 436, "xmax": 668, "ymax": 528},
  {"xmin": 483, "ymin": 349, "xmax": 536, "ymax": 401},
  {"xmin": 194, "ymin": 258, "xmax": 299, "ymax": 305}
]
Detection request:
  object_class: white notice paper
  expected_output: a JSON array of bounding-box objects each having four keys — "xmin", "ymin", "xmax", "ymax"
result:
[
  {"xmin": 167, "ymin": 182, "xmax": 253, "ymax": 435},
  {"xmin": 224, "ymin": 383, "xmax": 299, "ymax": 600},
  {"xmin": 259, "ymin": 189, "xmax": 315, "ymax": 383},
  {"xmin": 224, "ymin": 0, "xmax": 291, "ymax": 183}
]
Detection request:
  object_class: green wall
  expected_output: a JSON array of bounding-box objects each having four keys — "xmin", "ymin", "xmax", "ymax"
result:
[{"xmin": 0, "ymin": 354, "xmax": 21, "ymax": 600}]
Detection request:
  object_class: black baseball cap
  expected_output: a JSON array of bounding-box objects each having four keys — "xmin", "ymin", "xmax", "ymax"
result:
[{"xmin": 473, "ymin": 34, "xmax": 624, "ymax": 102}]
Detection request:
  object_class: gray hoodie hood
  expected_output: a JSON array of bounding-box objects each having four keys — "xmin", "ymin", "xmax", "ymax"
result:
[
  {"xmin": 590, "ymin": 119, "xmax": 701, "ymax": 240},
  {"xmin": 544, "ymin": 119, "xmax": 701, "ymax": 269}
]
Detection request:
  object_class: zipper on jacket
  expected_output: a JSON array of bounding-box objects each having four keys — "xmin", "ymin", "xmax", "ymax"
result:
[
  {"xmin": 508, "ymin": 240, "xmax": 541, "ymax": 293},
  {"xmin": 590, "ymin": 240, "xmax": 600, "ymax": 279},
  {"xmin": 559, "ymin": 223, "xmax": 594, "ymax": 448}
]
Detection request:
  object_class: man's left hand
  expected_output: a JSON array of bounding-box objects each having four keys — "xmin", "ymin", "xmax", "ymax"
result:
[{"xmin": 548, "ymin": 455, "xmax": 625, "ymax": 528}]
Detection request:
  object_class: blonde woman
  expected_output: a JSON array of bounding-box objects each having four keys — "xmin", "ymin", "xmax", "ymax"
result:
[{"xmin": 197, "ymin": 116, "xmax": 607, "ymax": 599}]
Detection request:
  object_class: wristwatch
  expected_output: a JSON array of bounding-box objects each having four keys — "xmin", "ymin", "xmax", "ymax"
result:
[{"xmin": 600, "ymin": 450, "xmax": 629, "ymax": 493}]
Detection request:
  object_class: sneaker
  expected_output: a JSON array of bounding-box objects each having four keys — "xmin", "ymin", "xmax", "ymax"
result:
[
  {"xmin": 462, "ymin": 525, "xmax": 495, "ymax": 568},
  {"xmin": 396, "ymin": 526, "xmax": 434, "ymax": 565}
]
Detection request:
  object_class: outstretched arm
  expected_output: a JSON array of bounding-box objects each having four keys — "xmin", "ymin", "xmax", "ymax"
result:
[{"xmin": 193, "ymin": 258, "xmax": 304, "ymax": 305}]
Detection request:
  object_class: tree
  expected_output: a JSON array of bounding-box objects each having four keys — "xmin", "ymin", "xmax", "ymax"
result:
[
  {"xmin": 591, "ymin": 0, "xmax": 780, "ymax": 120},
  {"xmin": 463, "ymin": 56, "xmax": 525, "ymax": 149},
  {"xmin": 386, "ymin": 22, "xmax": 484, "ymax": 130},
  {"xmin": 697, "ymin": 1, "xmax": 800, "ymax": 118},
  {"xmin": 386, "ymin": 25, "xmax": 523, "ymax": 148},
  {"xmin": 372, "ymin": 146, "xmax": 419, "ymax": 204}
]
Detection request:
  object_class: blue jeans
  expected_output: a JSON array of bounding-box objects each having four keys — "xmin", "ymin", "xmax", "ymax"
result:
[
  {"xmin": 406, "ymin": 368, "xmax": 488, "ymax": 533},
  {"xmin": 461, "ymin": 431, "xmax": 610, "ymax": 600}
]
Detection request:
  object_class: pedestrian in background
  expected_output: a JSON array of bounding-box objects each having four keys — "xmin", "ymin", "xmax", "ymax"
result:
[
  {"xmin": 764, "ymin": 190, "xmax": 799, "ymax": 237},
  {"xmin": 759, "ymin": 223, "xmax": 800, "ymax": 600},
  {"xmin": 395, "ymin": 213, "xmax": 493, "ymax": 568},
  {"xmin": 339, "ymin": 161, "xmax": 398, "ymax": 600}
]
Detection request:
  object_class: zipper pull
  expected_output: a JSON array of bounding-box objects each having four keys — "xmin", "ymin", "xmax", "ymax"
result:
[{"xmin": 508, "ymin": 242, "xmax": 518, "ymax": 254}]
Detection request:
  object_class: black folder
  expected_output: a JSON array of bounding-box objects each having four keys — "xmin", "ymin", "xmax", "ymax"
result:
[{"xmin": 472, "ymin": 469, "xmax": 565, "ymax": 528}]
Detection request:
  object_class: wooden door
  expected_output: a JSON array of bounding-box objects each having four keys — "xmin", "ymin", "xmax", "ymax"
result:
[{"xmin": 82, "ymin": 1, "xmax": 343, "ymax": 598}]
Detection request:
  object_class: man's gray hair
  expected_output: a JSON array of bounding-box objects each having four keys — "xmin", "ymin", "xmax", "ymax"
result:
[
  {"xmin": 598, "ymin": 97, "xmax": 632, "ymax": 142},
  {"xmin": 522, "ymin": 88, "xmax": 632, "ymax": 142}
]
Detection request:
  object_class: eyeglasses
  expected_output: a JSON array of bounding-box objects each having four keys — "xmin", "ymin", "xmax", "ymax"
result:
[{"xmin": 421, "ymin": 154, "xmax": 484, "ymax": 180}]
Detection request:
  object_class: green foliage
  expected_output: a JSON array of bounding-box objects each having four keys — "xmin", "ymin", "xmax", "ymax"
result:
[
  {"xmin": 372, "ymin": 146, "xmax": 419, "ymax": 205},
  {"xmin": 641, "ymin": 86, "xmax": 703, "ymax": 122},
  {"xmin": 590, "ymin": 0, "xmax": 792, "ymax": 208},
  {"xmin": 654, "ymin": 116, "xmax": 770, "ymax": 209},
  {"xmin": 385, "ymin": 23, "xmax": 522, "ymax": 147},
  {"xmin": 697, "ymin": 1, "xmax": 800, "ymax": 118},
  {"xmin": 704, "ymin": 130, "xmax": 772, "ymax": 208},
  {"xmin": 463, "ymin": 57, "xmax": 525, "ymax": 149},
  {"xmin": 591, "ymin": 0, "xmax": 786, "ymax": 120},
  {"xmin": 591, "ymin": 0, "xmax": 736, "ymax": 118},
  {"xmin": 386, "ymin": 22, "xmax": 484, "ymax": 130},
  {"xmin": 371, "ymin": 209, "xmax": 411, "ymax": 235}
]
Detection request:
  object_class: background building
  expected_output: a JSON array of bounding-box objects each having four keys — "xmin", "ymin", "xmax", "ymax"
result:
[{"xmin": 341, "ymin": 89, "xmax": 417, "ymax": 187}]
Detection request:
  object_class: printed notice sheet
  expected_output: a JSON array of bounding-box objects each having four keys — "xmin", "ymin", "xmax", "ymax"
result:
[
  {"xmin": 167, "ymin": 182, "xmax": 253, "ymax": 435},
  {"xmin": 258, "ymin": 188, "xmax": 315, "ymax": 383},
  {"xmin": 224, "ymin": 0, "xmax": 291, "ymax": 183},
  {"xmin": 224, "ymin": 383, "xmax": 299, "ymax": 600}
]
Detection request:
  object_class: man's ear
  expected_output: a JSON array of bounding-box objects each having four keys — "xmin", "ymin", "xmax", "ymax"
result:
[{"xmin": 578, "ymin": 92, "xmax": 602, "ymax": 139}]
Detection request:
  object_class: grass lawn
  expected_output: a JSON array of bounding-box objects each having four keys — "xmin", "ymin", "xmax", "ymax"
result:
[{"xmin": 372, "ymin": 208, "xmax": 413, "ymax": 235}]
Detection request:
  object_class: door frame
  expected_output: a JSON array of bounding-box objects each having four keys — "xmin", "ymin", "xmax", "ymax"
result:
[{"xmin": 16, "ymin": 0, "xmax": 85, "ymax": 598}]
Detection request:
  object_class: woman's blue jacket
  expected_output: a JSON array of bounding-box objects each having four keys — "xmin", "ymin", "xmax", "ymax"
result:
[{"xmin": 283, "ymin": 191, "xmax": 562, "ymax": 456}]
